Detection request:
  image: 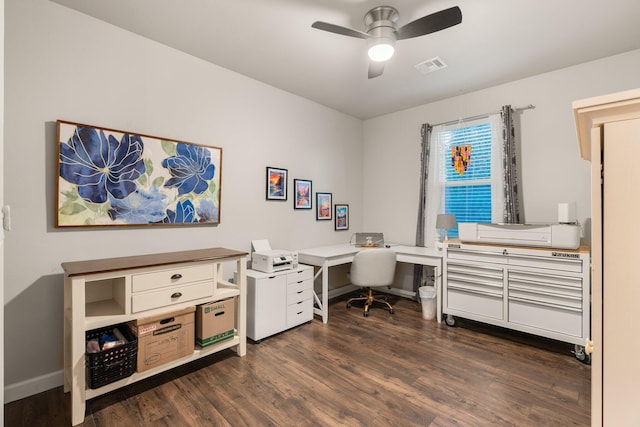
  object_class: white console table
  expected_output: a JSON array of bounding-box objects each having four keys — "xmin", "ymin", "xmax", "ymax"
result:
[
  {"xmin": 443, "ymin": 241, "xmax": 590, "ymax": 359},
  {"xmin": 62, "ymin": 248, "xmax": 247, "ymax": 426}
]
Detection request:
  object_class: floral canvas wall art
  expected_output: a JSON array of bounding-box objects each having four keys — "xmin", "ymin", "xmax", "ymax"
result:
[{"xmin": 56, "ymin": 120, "xmax": 222, "ymax": 227}]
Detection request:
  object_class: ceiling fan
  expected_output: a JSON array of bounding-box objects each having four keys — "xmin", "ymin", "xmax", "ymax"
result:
[{"xmin": 311, "ymin": 5, "xmax": 462, "ymax": 79}]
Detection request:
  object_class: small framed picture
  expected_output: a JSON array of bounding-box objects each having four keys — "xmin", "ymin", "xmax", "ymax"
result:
[
  {"xmin": 293, "ymin": 179, "xmax": 312, "ymax": 210},
  {"xmin": 316, "ymin": 192, "xmax": 332, "ymax": 220},
  {"xmin": 266, "ymin": 167, "xmax": 287, "ymax": 201},
  {"xmin": 335, "ymin": 204, "xmax": 349, "ymax": 230}
]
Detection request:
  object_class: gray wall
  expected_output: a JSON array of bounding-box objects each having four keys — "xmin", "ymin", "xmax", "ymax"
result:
[
  {"xmin": 362, "ymin": 49, "xmax": 640, "ymax": 245},
  {"xmin": 4, "ymin": 0, "xmax": 363, "ymax": 401}
]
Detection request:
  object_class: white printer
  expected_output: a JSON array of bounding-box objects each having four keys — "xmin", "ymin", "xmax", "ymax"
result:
[
  {"xmin": 251, "ymin": 250, "xmax": 295, "ymax": 273},
  {"xmin": 458, "ymin": 222, "xmax": 581, "ymax": 249},
  {"xmin": 249, "ymin": 239, "xmax": 297, "ymax": 273}
]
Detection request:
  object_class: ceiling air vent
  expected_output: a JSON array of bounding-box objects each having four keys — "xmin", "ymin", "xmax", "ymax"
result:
[{"xmin": 414, "ymin": 56, "xmax": 447, "ymax": 75}]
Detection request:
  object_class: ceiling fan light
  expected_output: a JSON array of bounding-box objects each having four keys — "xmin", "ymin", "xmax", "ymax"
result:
[{"xmin": 368, "ymin": 40, "xmax": 395, "ymax": 62}]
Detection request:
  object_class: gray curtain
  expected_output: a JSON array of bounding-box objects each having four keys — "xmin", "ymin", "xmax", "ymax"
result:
[
  {"xmin": 501, "ymin": 105, "xmax": 522, "ymax": 224},
  {"xmin": 413, "ymin": 123, "xmax": 432, "ymax": 294}
]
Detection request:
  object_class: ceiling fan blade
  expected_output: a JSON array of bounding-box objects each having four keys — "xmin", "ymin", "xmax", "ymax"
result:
[
  {"xmin": 311, "ymin": 21, "xmax": 370, "ymax": 39},
  {"xmin": 395, "ymin": 6, "xmax": 462, "ymax": 40},
  {"xmin": 368, "ymin": 61, "xmax": 385, "ymax": 79}
]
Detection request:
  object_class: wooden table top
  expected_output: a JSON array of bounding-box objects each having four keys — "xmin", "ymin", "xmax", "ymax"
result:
[{"xmin": 61, "ymin": 247, "xmax": 247, "ymax": 277}]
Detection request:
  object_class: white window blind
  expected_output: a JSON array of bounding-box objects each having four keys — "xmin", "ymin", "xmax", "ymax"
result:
[
  {"xmin": 440, "ymin": 122, "xmax": 493, "ymax": 235},
  {"xmin": 424, "ymin": 114, "xmax": 503, "ymax": 244}
]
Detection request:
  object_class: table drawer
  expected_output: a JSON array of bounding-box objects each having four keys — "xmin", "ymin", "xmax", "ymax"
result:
[
  {"xmin": 132, "ymin": 264, "xmax": 214, "ymax": 292},
  {"xmin": 447, "ymin": 249, "xmax": 509, "ymax": 266},
  {"xmin": 287, "ymin": 288, "xmax": 313, "ymax": 304},
  {"xmin": 287, "ymin": 299, "xmax": 313, "ymax": 327},
  {"xmin": 508, "ymin": 299, "xmax": 582, "ymax": 337},
  {"xmin": 447, "ymin": 288, "xmax": 503, "ymax": 320},
  {"xmin": 506, "ymin": 253, "xmax": 583, "ymax": 273},
  {"xmin": 288, "ymin": 278, "xmax": 312, "ymax": 294},
  {"xmin": 132, "ymin": 281, "xmax": 214, "ymax": 313},
  {"xmin": 287, "ymin": 268, "xmax": 313, "ymax": 283}
]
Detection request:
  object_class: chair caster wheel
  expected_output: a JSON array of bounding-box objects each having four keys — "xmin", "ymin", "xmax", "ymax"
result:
[
  {"xmin": 389, "ymin": 309, "xmax": 394, "ymax": 314},
  {"xmin": 364, "ymin": 311, "xmax": 369, "ymax": 317},
  {"xmin": 346, "ymin": 303, "xmax": 351, "ymax": 309}
]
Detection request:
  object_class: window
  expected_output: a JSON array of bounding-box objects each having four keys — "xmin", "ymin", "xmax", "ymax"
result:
[{"xmin": 425, "ymin": 115, "xmax": 503, "ymax": 242}]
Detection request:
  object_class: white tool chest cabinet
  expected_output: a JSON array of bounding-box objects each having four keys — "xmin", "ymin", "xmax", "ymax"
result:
[{"xmin": 443, "ymin": 242, "xmax": 590, "ymax": 359}]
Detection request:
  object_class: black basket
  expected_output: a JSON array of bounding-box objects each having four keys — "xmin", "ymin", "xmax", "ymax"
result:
[{"xmin": 86, "ymin": 323, "xmax": 137, "ymax": 389}]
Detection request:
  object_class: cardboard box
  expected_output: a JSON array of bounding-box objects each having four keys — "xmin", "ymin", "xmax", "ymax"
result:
[
  {"xmin": 196, "ymin": 298, "xmax": 235, "ymax": 348},
  {"xmin": 130, "ymin": 306, "xmax": 195, "ymax": 372}
]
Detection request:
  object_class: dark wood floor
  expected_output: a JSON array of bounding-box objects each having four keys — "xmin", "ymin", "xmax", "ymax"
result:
[{"xmin": 5, "ymin": 294, "xmax": 591, "ymax": 426}]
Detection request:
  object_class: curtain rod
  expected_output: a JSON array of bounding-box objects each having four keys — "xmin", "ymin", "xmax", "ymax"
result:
[{"xmin": 430, "ymin": 104, "xmax": 535, "ymax": 128}]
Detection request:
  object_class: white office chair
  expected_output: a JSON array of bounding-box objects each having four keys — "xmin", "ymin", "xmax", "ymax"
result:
[{"xmin": 346, "ymin": 248, "xmax": 397, "ymax": 317}]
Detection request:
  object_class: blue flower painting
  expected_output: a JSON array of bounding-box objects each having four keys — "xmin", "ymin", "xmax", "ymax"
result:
[
  {"xmin": 59, "ymin": 126, "xmax": 145, "ymax": 203},
  {"xmin": 162, "ymin": 200, "xmax": 198, "ymax": 224},
  {"xmin": 57, "ymin": 121, "xmax": 222, "ymax": 226},
  {"xmin": 162, "ymin": 143, "xmax": 215, "ymax": 195}
]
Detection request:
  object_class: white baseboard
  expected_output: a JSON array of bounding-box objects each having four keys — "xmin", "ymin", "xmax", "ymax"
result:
[
  {"xmin": 378, "ymin": 287, "xmax": 418, "ymax": 300},
  {"xmin": 327, "ymin": 284, "xmax": 358, "ymax": 299},
  {"xmin": 4, "ymin": 370, "xmax": 63, "ymax": 403}
]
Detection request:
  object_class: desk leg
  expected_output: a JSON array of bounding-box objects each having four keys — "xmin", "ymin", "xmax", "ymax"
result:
[
  {"xmin": 321, "ymin": 262, "xmax": 329, "ymax": 323},
  {"xmin": 311, "ymin": 262, "xmax": 329, "ymax": 323},
  {"xmin": 434, "ymin": 265, "xmax": 442, "ymax": 323}
]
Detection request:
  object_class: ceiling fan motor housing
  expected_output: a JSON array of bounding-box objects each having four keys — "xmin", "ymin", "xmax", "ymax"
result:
[
  {"xmin": 364, "ymin": 6, "xmax": 399, "ymax": 31},
  {"xmin": 365, "ymin": 6, "xmax": 398, "ymax": 61}
]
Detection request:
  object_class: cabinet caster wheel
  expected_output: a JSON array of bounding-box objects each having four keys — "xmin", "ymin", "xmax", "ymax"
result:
[
  {"xmin": 444, "ymin": 314, "xmax": 456, "ymax": 327},
  {"xmin": 573, "ymin": 345, "xmax": 591, "ymax": 365}
]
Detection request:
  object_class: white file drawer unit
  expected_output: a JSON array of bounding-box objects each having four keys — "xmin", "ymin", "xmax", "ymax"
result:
[
  {"xmin": 443, "ymin": 242, "xmax": 590, "ymax": 348},
  {"xmin": 246, "ymin": 265, "xmax": 314, "ymax": 341}
]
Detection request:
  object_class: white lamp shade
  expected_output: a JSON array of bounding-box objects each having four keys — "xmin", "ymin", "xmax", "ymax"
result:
[{"xmin": 436, "ymin": 214, "xmax": 457, "ymax": 230}]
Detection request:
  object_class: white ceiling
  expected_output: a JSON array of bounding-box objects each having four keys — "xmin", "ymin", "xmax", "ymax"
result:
[{"xmin": 50, "ymin": 0, "xmax": 640, "ymax": 119}]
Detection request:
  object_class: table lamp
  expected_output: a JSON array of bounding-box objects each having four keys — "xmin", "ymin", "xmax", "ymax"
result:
[{"xmin": 436, "ymin": 214, "xmax": 457, "ymax": 241}]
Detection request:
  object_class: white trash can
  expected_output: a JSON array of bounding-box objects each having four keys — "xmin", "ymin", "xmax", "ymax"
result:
[{"xmin": 418, "ymin": 286, "xmax": 436, "ymax": 320}]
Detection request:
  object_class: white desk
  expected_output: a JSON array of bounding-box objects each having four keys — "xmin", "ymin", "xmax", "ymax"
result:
[{"xmin": 296, "ymin": 244, "xmax": 442, "ymax": 324}]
